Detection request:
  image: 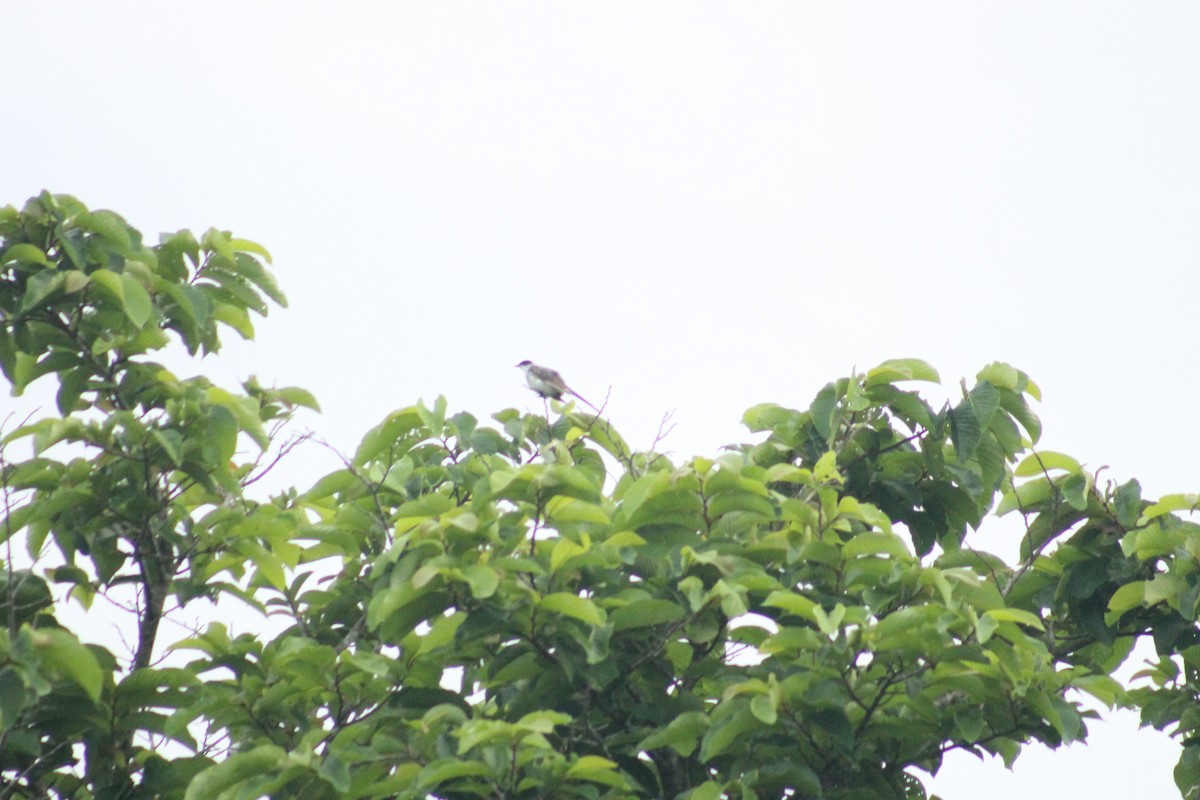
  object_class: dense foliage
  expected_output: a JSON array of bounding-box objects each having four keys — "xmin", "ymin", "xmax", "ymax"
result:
[{"xmin": 1, "ymin": 193, "xmax": 1199, "ymax": 799}]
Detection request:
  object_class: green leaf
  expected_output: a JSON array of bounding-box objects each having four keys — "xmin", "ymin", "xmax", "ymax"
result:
[
  {"xmin": 19, "ymin": 270, "xmax": 65, "ymax": 313},
  {"xmin": 996, "ymin": 476, "xmax": 1057, "ymax": 516},
  {"xmin": 699, "ymin": 708, "xmax": 760, "ymax": 761},
  {"xmin": 611, "ymin": 599, "xmax": 686, "ymax": 631},
  {"xmin": 55, "ymin": 368, "xmax": 89, "ymax": 415},
  {"xmin": 1, "ymin": 243, "xmax": 51, "ymax": 267},
  {"xmin": 1114, "ymin": 479, "xmax": 1143, "ymax": 527},
  {"xmin": 205, "ymin": 404, "xmax": 239, "ymax": 464},
  {"xmin": 229, "ymin": 251, "xmax": 287, "ymax": 307},
  {"xmin": 948, "ymin": 402, "xmax": 981, "ymax": 461},
  {"xmin": 810, "ymin": 383, "xmax": 838, "ymax": 443},
  {"xmin": 212, "ymin": 303, "xmax": 254, "ymax": 339},
  {"xmin": 461, "ymin": 564, "xmax": 500, "ymax": 599},
  {"xmin": 976, "ymin": 361, "xmax": 1019, "ymax": 390},
  {"xmin": 545, "ymin": 496, "xmax": 611, "ymax": 526},
  {"xmin": 813, "ymin": 450, "xmax": 840, "ymax": 483},
  {"xmin": 842, "ymin": 532, "xmax": 912, "ymax": 560},
  {"xmin": 33, "ymin": 629, "xmax": 103, "ymax": 701},
  {"xmin": 206, "ymin": 386, "xmax": 269, "ymax": 449},
  {"xmin": 741, "ymin": 403, "xmax": 798, "ymax": 433},
  {"xmin": 416, "ymin": 759, "xmax": 492, "ymax": 791},
  {"xmin": 763, "ymin": 590, "xmax": 818, "ymax": 622},
  {"xmin": 184, "ymin": 745, "xmax": 287, "ymax": 800},
  {"xmin": 80, "ymin": 210, "xmax": 133, "ymax": 254},
  {"xmin": 1105, "ymin": 582, "xmax": 1146, "ymax": 625},
  {"xmin": 516, "ymin": 709, "xmax": 572, "ymax": 733},
  {"xmin": 969, "ymin": 381, "xmax": 1001, "ymax": 431},
  {"xmin": 982, "ymin": 608, "xmax": 1045, "ymax": 631},
  {"xmin": 1061, "ymin": 473, "xmax": 1089, "ymax": 510},
  {"xmin": 120, "ymin": 272, "xmax": 153, "ymax": 327},
  {"xmin": 353, "ymin": 408, "xmax": 425, "ymax": 466},
  {"xmin": 624, "ymin": 488, "xmax": 705, "ymax": 532},
  {"xmin": 750, "ymin": 693, "xmax": 777, "ymax": 725},
  {"xmin": 637, "ymin": 712, "xmax": 710, "ymax": 757},
  {"xmin": 88, "ymin": 267, "xmax": 125, "ymax": 306},
  {"xmin": 1143, "ymin": 493, "xmax": 1200, "ymax": 521},
  {"xmin": 566, "ymin": 755, "xmax": 619, "ymax": 777},
  {"xmin": 1014, "ymin": 451, "xmax": 1082, "ymax": 477},
  {"xmin": 685, "ymin": 783, "xmax": 726, "ymax": 800},
  {"xmin": 228, "ymin": 237, "xmax": 273, "ymax": 264},
  {"xmin": 866, "ymin": 358, "xmax": 941, "ymax": 386},
  {"xmin": 152, "ymin": 429, "xmax": 185, "ymax": 467},
  {"xmin": 539, "ymin": 592, "xmax": 606, "ymax": 626},
  {"xmin": 277, "ymin": 386, "xmax": 321, "ymax": 411}
]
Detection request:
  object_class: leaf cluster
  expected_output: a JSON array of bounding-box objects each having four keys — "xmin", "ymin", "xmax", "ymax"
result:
[{"xmin": 3, "ymin": 195, "xmax": 1200, "ymax": 800}]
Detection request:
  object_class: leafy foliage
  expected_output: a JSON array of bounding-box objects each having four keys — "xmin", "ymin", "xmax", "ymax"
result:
[{"xmin": 2, "ymin": 194, "xmax": 1200, "ymax": 799}]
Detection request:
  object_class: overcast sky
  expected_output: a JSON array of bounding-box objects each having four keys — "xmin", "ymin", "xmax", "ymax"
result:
[{"xmin": 8, "ymin": 3, "xmax": 1199, "ymax": 797}]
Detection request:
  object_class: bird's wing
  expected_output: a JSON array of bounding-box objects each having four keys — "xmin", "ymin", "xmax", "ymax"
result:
[{"xmin": 531, "ymin": 365, "xmax": 568, "ymax": 390}]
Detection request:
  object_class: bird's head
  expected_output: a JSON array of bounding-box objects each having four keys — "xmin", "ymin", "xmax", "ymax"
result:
[{"xmin": 515, "ymin": 360, "xmax": 533, "ymax": 369}]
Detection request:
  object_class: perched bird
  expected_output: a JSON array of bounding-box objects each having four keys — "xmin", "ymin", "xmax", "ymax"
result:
[{"xmin": 515, "ymin": 360, "xmax": 600, "ymax": 411}]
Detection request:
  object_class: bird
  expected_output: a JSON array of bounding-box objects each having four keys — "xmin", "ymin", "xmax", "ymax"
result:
[{"xmin": 515, "ymin": 360, "xmax": 600, "ymax": 412}]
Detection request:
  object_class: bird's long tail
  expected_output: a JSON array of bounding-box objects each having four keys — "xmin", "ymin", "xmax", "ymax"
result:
[{"xmin": 569, "ymin": 390, "xmax": 601, "ymax": 413}]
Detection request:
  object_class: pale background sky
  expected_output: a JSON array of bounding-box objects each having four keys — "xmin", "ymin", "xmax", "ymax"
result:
[{"xmin": 7, "ymin": 3, "xmax": 1199, "ymax": 797}]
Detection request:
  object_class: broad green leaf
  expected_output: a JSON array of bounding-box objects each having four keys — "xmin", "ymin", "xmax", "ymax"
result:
[
  {"xmin": 1143, "ymin": 493, "xmax": 1200, "ymax": 521},
  {"xmin": 248, "ymin": 549, "xmax": 286, "ymax": 591},
  {"xmin": 842, "ymin": 532, "xmax": 912, "ymax": 560},
  {"xmin": 813, "ymin": 450, "xmax": 839, "ymax": 483},
  {"xmin": 1144, "ymin": 572, "xmax": 1188, "ymax": 608},
  {"xmin": 741, "ymin": 402, "xmax": 799, "ymax": 433},
  {"xmin": 566, "ymin": 756, "xmax": 619, "ymax": 777},
  {"xmin": 353, "ymin": 408, "xmax": 425, "ymax": 466},
  {"xmin": 546, "ymin": 496, "xmax": 611, "ymax": 526},
  {"xmin": 19, "ymin": 270, "xmax": 65, "ymax": 312},
  {"xmin": 460, "ymin": 564, "xmax": 500, "ymax": 599},
  {"xmin": 1, "ymin": 243, "xmax": 51, "ymax": 267},
  {"xmin": 982, "ymin": 608, "xmax": 1045, "ymax": 631},
  {"xmin": 969, "ymin": 380, "xmax": 1001, "ymax": 431},
  {"xmin": 277, "ymin": 386, "xmax": 321, "ymax": 411},
  {"xmin": 183, "ymin": 745, "xmax": 287, "ymax": 800},
  {"xmin": 686, "ymin": 783, "xmax": 726, "ymax": 800},
  {"xmin": 228, "ymin": 237, "xmax": 273, "ymax": 264},
  {"xmin": 516, "ymin": 710, "xmax": 572, "ymax": 733},
  {"xmin": 206, "ymin": 386, "xmax": 269, "ymax": 449},
  {"xmin": 948, "ymin": 402, "xmax": 981, "ymax": 461},
  {"xmin": 1072, "ymin": 675, "xmax": 1127, "ymax": 708},
  {"xmin": 1014, "ymin": 451, "xmax": 1082, "ymax": 477},
  {"xmin": 699, "ymin": 707, "xmax": 760, "ymax": 761},
  {"xmin": 120, "ymin": 272, "xmax": 153, "ymax": 326},
  {"xmin": 976, "ymin": 361, "xmax": 1019, "ymax": 390},
  {"xmin": 866, "ymin": 358, "xmax": 941, "ymax": 386},
  {"xmin": 763, "ymin": 590, "xmax": 818, "ymax": 622},
  {"xmin": 610, "ymin": 599, "xmax": 686, "ymax": 631},
  {"xmin": 996, "ymin": 476, "xmax": 1058, "ymax": 516},
  {"xmin": 80, "ymin": 210, "xmax": 133, "ymax": 253},
  {"xmin": 213, "ymin": 303, "xmax": 254, "ymax": 339},
  {"xmin": 750, "ymin": 693, "xmax": 777, "ymax": 725},
  {"xmin": 415, "ymin": 759, "xmax": 493, "ymax": 791},
  {"xmin": 88, "ymin": 267, "xmax": 125, "ymax": 305},
  {"xmin": 637, "ymin": 711, "xmax": 710, "ymax": 757},
  {"xmin": 33, "ymin": 628, "xmax": 103, "ymax": 701},
  {"xmin": 1105, "ymin": 582, "xmax": 1146, "ymax": 625},
  {"xmin": 550, "ymin": 538, "xmax": 588, "ymax": 573},
  {"xmin": 539, "ymin": 592, "xmax": 605, "ymax": 627},
  {"xmin": 810, "ymin": 383, "xmax": 838, "ymax": 443},
  {"xmin": 624, "ymin": 488, "xmax": 705, "ymax": 532},
  {"xmin": 204, "ymin": 404, "xmax": 239, "ymax": 464},
  {"xmin": 1061, "ymin": 472, "xmax": 1089, "ymax": 510}
]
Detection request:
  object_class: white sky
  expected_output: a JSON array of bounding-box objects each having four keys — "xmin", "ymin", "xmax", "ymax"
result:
[{"xmin": 7, "ymin": 3, "xmax": 1198, "ymax": 797}]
